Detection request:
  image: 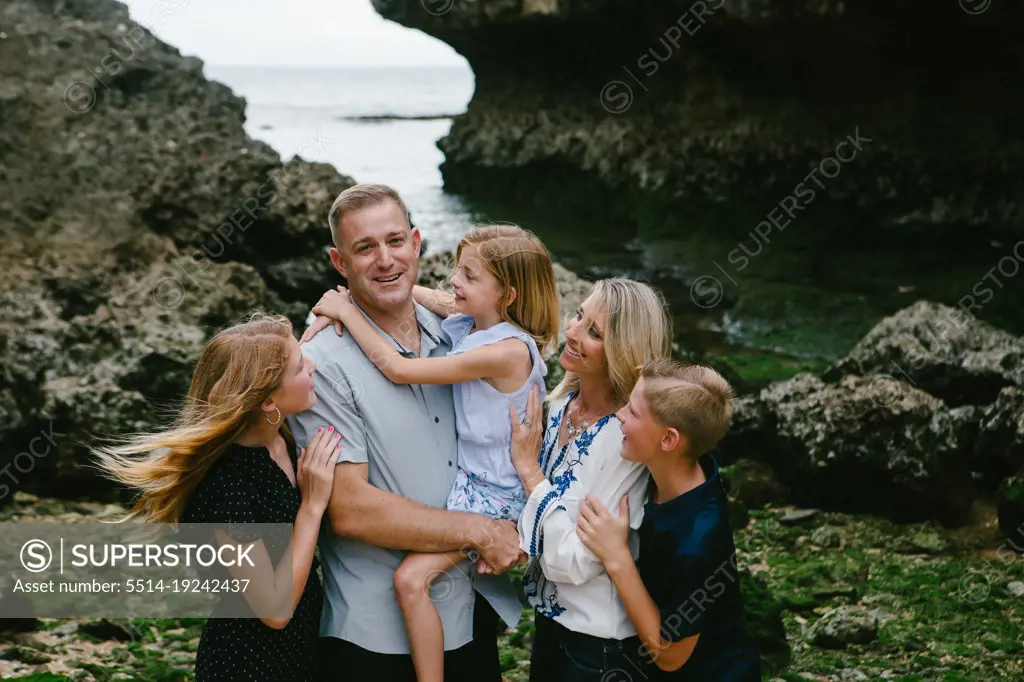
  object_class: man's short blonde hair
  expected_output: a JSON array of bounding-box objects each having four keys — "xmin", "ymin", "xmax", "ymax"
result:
[
  {"xmin": 641, "ymin": 360, "xmax": 734, "ymax": 458},
  {"xmin": 327, "ymin": 183, "xmax": 410, "ymax": 247}
]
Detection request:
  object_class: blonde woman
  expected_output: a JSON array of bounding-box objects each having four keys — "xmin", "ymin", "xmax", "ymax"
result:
[
  {"xmin": 305, "ymin": 224, "xmax": 560, "ymax": 682},
  {"xmin": 509, "ymin": 278, "xmax": 673, "ymax": 682},
  {"xmin": 94, "ymin": 314, "xmax": 338, "ymax": 682}
]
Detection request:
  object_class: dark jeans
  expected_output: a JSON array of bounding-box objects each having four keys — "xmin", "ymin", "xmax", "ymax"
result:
[
  {"xmin": 530, "ymin": 611, "xmax": 652, "ymax": 682},
  {"xmin": 317, "ymin": 593, "xmax": 501, "ymax": 682}
]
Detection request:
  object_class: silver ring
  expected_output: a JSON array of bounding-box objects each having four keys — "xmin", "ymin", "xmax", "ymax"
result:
[{"xmin": 522, "ymin": 418, "xmax": 534, "ymax": 426}]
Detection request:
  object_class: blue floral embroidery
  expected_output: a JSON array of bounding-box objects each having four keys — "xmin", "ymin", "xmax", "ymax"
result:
[
  {"xmin": 523, "ymin": 404, "xmax": 619, "ymax": 621},
  {"xmin": 538, "ymin": 410, "xmax": 562, "ymax": 471},
  {"xmin": 549, "ymin": 413, "xmax": 613, "ymax": 485},
  {"xmin": 522, "ymin": 560, "xmax": 566, "ymax": 620},
  {"xmin": 529, "ymin": 406, "xmax": 566, "ymax": 556},
  {"xmin": 548, "ymin": 442, "xmax": 572, "ymax": 478},
  {"xmin": 527, "ymin": 408, "xmax": 615, "ymax": 557},
  {"xmin": 522, "ymin": 560, "xmax": 540, "ymax": 598},
  {"xmin": 530, "ymin": 490, "xmax": 559, "ymax": 556},
  {"xmin": 542, "ymin": 595, "xmax": 566, "ymax": 619}
]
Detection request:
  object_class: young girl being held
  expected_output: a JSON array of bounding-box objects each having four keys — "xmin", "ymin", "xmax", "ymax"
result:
[{"xmin": 307, "ymin": 225, "xmax": 560, "ymax": 682}]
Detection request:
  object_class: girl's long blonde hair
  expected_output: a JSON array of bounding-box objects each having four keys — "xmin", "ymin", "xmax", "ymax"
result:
[
  {"xmin": 456, "ymin": 225, "xmax": 560, "ymax": 355},
  {"xmin": 550, "ymin": 278, "xmax": 673, "ymax": 406},
  {"xmin": 93, "ymin": 313, "xmax": 297, "ymax": 523}
]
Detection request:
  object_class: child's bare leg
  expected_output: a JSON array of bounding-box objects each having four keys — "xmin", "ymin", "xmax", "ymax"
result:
[{"xmin": 394, "ymin": 550, "xmax": 468, "ymax": 682}]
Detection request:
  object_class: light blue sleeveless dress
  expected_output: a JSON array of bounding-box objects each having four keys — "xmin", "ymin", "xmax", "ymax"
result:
[{"xmin": 441, "ymin": 314, "xmax": 547, "ymax": 522}]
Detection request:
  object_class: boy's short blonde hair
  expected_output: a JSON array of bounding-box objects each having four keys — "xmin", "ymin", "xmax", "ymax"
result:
[{"xmin": 641, "ymin": 360, "xmax": 734, "ymax": 458}]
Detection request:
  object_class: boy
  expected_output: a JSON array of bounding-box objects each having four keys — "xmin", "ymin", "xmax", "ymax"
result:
[{"xmin": 576, "ymin": 360, "xmax": 761, "ymax": 681}]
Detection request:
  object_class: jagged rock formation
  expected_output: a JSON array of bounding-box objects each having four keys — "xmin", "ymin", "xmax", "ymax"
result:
[
  {"xmin": 723, "ymin": 301, "xmax": 1024, "ymax": 529},
  {"xmin": 825, "ymin": 301, "xmax": 1024, "ymax": 407},
  {"xmin": 977, "ymin": 387, "xmax": 1024, "ymax": 485},
  {"xmin": 725, "ymin": 372, "xmax": 978, "ymax": 523},
  {"xmin": 373, "ymin": 0, "xmax": 1024, "ymax": 240},
  {"xmin": 0, "ymin": 0, "xmax": 353, "ymax": 500}
]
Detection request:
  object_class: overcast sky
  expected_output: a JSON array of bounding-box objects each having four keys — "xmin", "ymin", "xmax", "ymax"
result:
[{"xmin": 121, "ymin": 0, "xmax": 466, "ymax": 67}]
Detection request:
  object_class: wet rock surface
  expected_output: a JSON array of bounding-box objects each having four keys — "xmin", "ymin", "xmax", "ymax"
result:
[
  {"xmin": 722, "ymin": 301, "xmax": 1024, "ymax": 530},
  {"xmin": 976, "ymin": 387, "xmax": 1024, "ymax": 485},
  {"xmin": 0, "ymin": 0, "xmax": 355, "ymax": 500},
  {"xmin": 725, "ymin": 372, "xmax": 978, "ymax": 523},
  {"xmin": 825, "ymin": 301, "xmax": 1024, "ymax": 407},
  {"xmin": 808, "ymin": 606, "xmax": 879, "ymax": 649}
]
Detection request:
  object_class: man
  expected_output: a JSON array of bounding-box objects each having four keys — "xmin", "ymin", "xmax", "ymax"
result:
[{"xmin": 287, "ymin": 183, "xmax": 522, "ymax": 681}]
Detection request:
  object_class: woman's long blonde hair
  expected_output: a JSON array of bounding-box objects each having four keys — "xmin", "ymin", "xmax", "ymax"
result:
[
  {"xmin": 456, "ymin": 225, "xmax": 560, "ymax": 355},
  {"xmin": 93, "ymin": 313, "xmax": 297, "ymax": 523},
  {"xmin": 550, "ymin": 278, "xmax": 673, "ymax": 406}
]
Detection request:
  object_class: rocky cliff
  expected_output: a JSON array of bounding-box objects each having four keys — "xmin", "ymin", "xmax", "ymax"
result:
[
  {"xmin": 0, "ymin": 0, "xmax": 353, "ymax": 500},
  {"xmin": 373, "ymin": 0, "xmax": 1024, "ymax": 241}
]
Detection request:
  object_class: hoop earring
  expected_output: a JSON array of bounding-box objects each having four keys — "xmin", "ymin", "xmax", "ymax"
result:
[{"xmin": 266, "ymin": 407, "xmax": 282, "ymax": 427}]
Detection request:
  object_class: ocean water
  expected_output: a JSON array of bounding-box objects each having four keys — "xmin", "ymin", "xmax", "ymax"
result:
[{"xmin": 205, "ymin": 65, "xmax": 477, "ymax": 254}]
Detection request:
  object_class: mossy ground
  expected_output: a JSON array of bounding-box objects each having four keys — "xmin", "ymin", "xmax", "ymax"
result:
[
  {"xmin": 737, "ymin": 510, "xmax": 1024, "ymax": 681},
  {"xmin": 2, "ymin": 495, "xmax": 1021, "ymax": 681}
]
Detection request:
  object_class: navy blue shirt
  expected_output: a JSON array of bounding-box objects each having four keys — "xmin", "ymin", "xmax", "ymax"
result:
[{"xmin": 635, "ymin": 453, "xmax": 761, "ymax": 681}]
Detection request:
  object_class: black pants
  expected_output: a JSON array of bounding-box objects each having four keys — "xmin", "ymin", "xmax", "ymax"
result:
[
  {"xmin": 317, "ymin": 593, "xmax": 501, "ymax": 682},
  {"xmin": 530, "ymin": 611, "xmax": 652, "ymax": 682}
]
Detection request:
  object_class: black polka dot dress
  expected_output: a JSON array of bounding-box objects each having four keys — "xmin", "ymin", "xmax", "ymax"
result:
[{"xmin": 180, "ymin": 441, "xmax": 323, "ymax": 682}]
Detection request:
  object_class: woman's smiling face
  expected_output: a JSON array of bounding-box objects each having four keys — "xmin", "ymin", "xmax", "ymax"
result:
[{"xmin": 560, "ymin": 295, "xmax": 609, "ymax": 378}]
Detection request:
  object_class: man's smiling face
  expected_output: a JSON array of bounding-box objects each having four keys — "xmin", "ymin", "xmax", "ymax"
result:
[{"xmin": 334, "ymin": 200, "xmax": 421, "ymax": 317}]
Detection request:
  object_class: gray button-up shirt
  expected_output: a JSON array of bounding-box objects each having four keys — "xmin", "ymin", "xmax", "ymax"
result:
[{"xmin": 287, "ymin": 302, "xmax": 474, "ymax": 654}]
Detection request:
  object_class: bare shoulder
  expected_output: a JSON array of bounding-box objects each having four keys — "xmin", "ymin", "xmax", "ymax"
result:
[
  {"xmin": 485, "ymin": 337, "xmax": 533, "ymax": 389},
  {"xmin": 491, "ymin": 337, "xmax": 532, "ymax": 367}
]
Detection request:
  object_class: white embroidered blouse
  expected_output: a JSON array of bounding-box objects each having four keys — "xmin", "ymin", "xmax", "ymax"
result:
[{"xmin": 517, "ymin": 393, "xmax": 651, "ymax": 640}]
